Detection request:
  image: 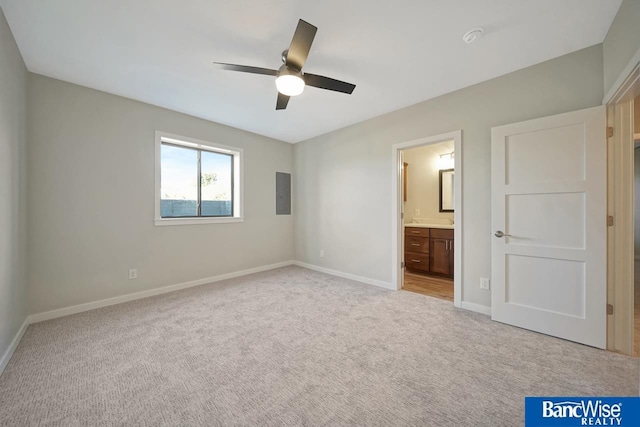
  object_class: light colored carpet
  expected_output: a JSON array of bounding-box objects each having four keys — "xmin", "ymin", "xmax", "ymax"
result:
[{"xmin": 0, "ymin": 266, "xmax": 638, "ymax": 426}]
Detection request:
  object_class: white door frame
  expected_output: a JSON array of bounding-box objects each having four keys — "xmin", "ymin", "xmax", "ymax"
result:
[
  {"xmin": 604, "ymin": 60, "xmax": 640, "ymax": 355},
  {"xmin": 391, "ymin": 130, "xmax": 463, "ymax": 308}
]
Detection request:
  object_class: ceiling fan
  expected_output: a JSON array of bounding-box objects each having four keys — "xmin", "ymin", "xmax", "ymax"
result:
[{"xmin": 214, "ymin": 19, "xmax": 356, "ymax": 110}]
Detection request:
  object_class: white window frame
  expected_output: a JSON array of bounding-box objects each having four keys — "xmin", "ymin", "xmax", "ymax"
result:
[{"xmin": 155, "ymin": 131, "xmax": 244, "ymax": 226}]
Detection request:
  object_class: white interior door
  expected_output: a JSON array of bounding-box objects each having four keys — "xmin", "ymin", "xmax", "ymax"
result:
[{"xmin": 491, "ymin": 106, "xmax": 606, "ymax": 348}]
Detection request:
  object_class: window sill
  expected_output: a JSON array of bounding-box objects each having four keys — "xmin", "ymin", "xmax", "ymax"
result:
[{"xmin": 154, "ymin": 217, "xmax": 244, "ymax": 226}]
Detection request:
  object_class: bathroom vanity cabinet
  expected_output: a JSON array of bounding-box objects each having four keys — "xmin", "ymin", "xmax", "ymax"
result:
[{"xmin": 404, "ymin": 227, "xmax": 454, "ymax": 278}]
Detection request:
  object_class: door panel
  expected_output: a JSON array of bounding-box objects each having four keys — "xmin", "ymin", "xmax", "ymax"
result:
[
  {"xmin": 429, "ymin": 238, "xmax": 450, "ymax": 275},
  {"xmin": 506, "ymin": 255, "xmax": 586, "ymax": 318},
  {"xmin": 506, "ymin": 192, "xmax": 586, "ymax": 249},
  {"xmin": 505, "ymin": 123, "xmax": 586, "ymax": 185},
  {"xmin": 491, "ymin": 106, "xmax": 606, "ymax": 349}
]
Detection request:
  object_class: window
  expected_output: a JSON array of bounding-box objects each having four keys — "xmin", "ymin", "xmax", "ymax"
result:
[{"xmin": 155, "ymin": 132, "xmax": 243, "ymax": 225}]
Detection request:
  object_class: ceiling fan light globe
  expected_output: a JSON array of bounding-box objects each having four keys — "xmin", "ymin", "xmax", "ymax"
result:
[{"xmin": 276, "ymin": 74, "xmax": 305, "ymax": 97}]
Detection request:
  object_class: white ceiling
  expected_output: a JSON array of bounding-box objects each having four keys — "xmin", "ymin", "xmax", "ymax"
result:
[{"xmin": 0, "ymin": 0, "xmax": 622, "ymax": 143}]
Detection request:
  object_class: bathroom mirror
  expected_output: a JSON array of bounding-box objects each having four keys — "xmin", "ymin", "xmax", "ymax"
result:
[{"xmin": 439, "ymin": 169, "xmax": 454, "ymax": 212}]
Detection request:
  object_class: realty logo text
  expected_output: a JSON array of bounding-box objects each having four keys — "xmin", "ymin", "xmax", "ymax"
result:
[{"xmin": 542, "ymin": 400, "xmax": 622, "ymax": 426}]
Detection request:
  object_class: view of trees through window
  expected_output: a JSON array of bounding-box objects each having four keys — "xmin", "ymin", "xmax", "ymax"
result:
[{"xmin": 160, "ymin": 143, "xmax": 233, "ymax": 217}]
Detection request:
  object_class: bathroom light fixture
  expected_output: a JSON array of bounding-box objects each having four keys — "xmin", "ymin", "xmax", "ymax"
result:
[
  {"xmin": 275, "ymin": 65, "xmax": 305, "ymax": 96},
  {"xmin": 439, "ymin": 152, "xmax": 454, "ymax": 169}
]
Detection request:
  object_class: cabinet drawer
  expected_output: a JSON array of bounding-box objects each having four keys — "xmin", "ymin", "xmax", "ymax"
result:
[
  {"xmin": 405, "ymin": 227, "xmax": 429, "ymax": 237},
  {"xmin": 430, "ymin": 228, "xmax": 454, "ymax": 239},
  {"xmin": 405, "ymin": 252, "xmax": 429, "ymax": 271},
  {"xmin": 405, "ymin": 236, "xmax": 429, "ymax": 253}
]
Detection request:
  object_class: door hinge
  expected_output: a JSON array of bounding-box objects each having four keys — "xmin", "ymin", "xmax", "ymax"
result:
[
  {"xmin": 401, "ymin": 212, "xmax": 404, "ymax": 219},
  {"xmin": 607, "ymin": 304, "xmax": 614, "ymax": 315},
  {"xmin": 607, "ymin": 215, "xmax": 614, "ymax": 226},
  {"xmin": 401, "ymin": 261, "xmax": 405, "ymax": 268},
  {"xmin": 607, "ymin": 127, "xmax": 614, "ymax": 138}
]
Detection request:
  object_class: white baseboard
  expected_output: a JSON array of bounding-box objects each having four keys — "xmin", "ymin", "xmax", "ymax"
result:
[
  {"xmin": 292, "ymin": 261, "xmax": 395, "ymax": 290},
  {"xmin": 29, "ymin": 260, "xmax": 295, "ymax": 324},
  {"xmin": 460, "ymin": 301, "xmax": 492, "ymax": 316},
  {"xmin": 0, "ymin": 317, "xmax": 30, "ymax": 377}
]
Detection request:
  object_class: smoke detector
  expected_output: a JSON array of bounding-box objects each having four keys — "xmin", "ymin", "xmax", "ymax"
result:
[{"xmin": 463, "ymin": 28, "xmax": 484, "ymax": 44}]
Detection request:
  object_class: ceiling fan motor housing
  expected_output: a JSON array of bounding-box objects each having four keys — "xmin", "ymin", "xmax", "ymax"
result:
[{"xmin": 277, "ymin": 64, "xmax": 303, "ymax": 78}]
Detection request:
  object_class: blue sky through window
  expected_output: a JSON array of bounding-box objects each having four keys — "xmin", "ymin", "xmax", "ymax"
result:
[{"xmin": 161, "ymin": 144, "xmax": 232, "ymax": 202}]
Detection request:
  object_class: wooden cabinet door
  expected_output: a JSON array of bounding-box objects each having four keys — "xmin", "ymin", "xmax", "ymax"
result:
[
  {"xmin": 429, "ymin": 238, "xmax": 450, "ymax": 276},
  {"xmin": 448, "ymin": 239, "xmax": 454, "ymax": 277}
]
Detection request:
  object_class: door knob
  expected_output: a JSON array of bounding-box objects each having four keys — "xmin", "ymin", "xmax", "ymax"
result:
[{"xmin": 494, "ymin": 230, "xmax": 511, "ymax": 238}]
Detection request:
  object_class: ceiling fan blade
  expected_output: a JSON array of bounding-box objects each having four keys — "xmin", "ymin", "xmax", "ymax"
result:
[
  {"xmin": 213, "ymin": 62, "xmax": 278, "ymax": 76},
  {"xmin": 286, "ymin": 19, "xmax": 317, "ymax": 70},
  {"xmin": 276, "ymin": 92, "xmax": 290, "ymax": 110},
  {"xmin": 304, "ymin": 73, "xmax": 356, "ymax": 94}
]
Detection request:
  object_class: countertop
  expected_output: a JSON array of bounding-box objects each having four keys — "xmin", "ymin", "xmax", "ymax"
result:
[{"xmin": 404, "ymin": 223, "xmax": 454, "ymax": 230}]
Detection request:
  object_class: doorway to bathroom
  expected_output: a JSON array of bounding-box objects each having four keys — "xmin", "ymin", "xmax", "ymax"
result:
[
  {"xmin": 391, "ymin": 131, "xmax": 462, "ymax": 307},
  {"xmin": 402, "ymin": 141, "xmax": 455, "ymax": 301}
]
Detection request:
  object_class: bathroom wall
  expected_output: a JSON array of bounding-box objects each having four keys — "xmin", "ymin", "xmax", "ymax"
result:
[{"xmin": 403, "ymin": 140, "xmax": 454, "ymax": 223}]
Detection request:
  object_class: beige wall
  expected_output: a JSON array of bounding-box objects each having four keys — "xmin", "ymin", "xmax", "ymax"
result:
[
  {"xmin": 0, "ymin": 7, "xmax": 28, "ymax": 362},
  {"xmin": 294, "ymin": 45, "xmax": 604, "ymax": 309},
  {"xmin": 403, "ymin": 141, "xmax": 454, "ymax": 223},
  {"xmin": 27, "ymin": 75, "xmax": 294, "ymax": 314},
  {"xmin": 603, "ymin": 0, "xmax": 640, "ymax": 96}
]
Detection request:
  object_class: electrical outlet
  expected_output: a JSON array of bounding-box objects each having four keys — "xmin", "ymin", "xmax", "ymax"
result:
[
  {"xmin": 320, "ymin": 250, "xmax": 325, "ymax": 258},
  {"xmin": 480, "ymin": 278, "xmax": 490, "ymax": 290},
  {"xmin": 129, "ymin": 269, "xmax": 138, "ymax": 280},
  {"xmin": 415, "ymin": 209, "xmax": 421, "ymax": 216}
]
